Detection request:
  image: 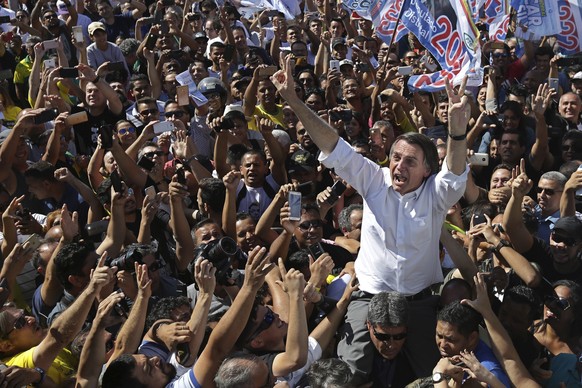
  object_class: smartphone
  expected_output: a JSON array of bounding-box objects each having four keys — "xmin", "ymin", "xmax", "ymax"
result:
[
  {"xmin": 60, "ymin": 67, "xmax": 78, "ymax": 78},
  {"xmin": 297, "ymin": 181, "xmax": 313, "ymax": 196},
  {"xmin": 472, "ymin": 213, "xmax": 487, "ymax": 226},
  {"xmin": 110, "ymin": 170, "xmax": 123, "ymax": 192},
  {"xmin": 145, "ymin": 185, "xmax": 156, "ymax": 200},
  {"xmin": 65, "ymin": 111, "xmax": 88, "ymax": 126},
  {"xmin": 356, "ymin": 63, "xmax": 370, "ymax": 72},
  {"xmin": 108, "ymin": 62, "xmax": 125, "ymax": 72},
  {"xmin": 223, "ymin": 44, "xmax": 235, "ymax": 62},
  {"xmin": 548, "ymin": 77, "xmax": 559, "ymax": 92},
  {"xmin": 0, "ymin": 69, "xmax": 13, "ymax": 80},
  {"xmin": 153, "ymin": 121, "xmax": 174, "ymax": 135},
  {"xmin": 42, "ymin": 40, "xmax": 58, "ymax": 50},
  {"xmin": 23, "ymin": 233, "xmax": 43, "ymax": 252},
  {"xmin": 160, "ymin": 20, "xmax": 170, "ymax": 34},
  {"xmin": 43, "ymin": 59, "xmax": 56, "ymax": 69},
  {"xmin": 33, "ymin": 108, "xmax": 58, "ymax": 124},
  {"xmin": 326, "ymin": 180, "xmax": 347, "ymax": 205},
  {"xmin": 72, "ymin": 26, "xmax": 84, "ymax": 42},
  {"xmin": 258, "ymin": 66, "xmax": 277, "ymax": 77},
  {"xmin": 177, "ymin": 85, "xmax": 189, "ymax": 106},
  {"xmin": 329, "ymin": 60, "xmax": 340, "ymax": 70},
  {"xmin": 576, "ymin": 165, "xmax": 582, "ymax": 198},
  {"xmin": 308, "ymin": 242, "xmax": 325, "ymax": 259},
  {"xmin": 176, "ymin": 167, "xmax": 186, "ymax": 185},
  {"xmin": 420, "ymin": 55, "xmax": 437, "ymax": 72},
  {"xmin": 0, "ymin": 16, "xmax": 10, "ymax": 23},
  {"xmin": 146, "ymin": 33, "xmax": 158, "ymax": 50},
  {"xmin": 369, "ymin": 127, "xmax": 383, "ymax": 146},
  {"xmin": 288, "ymin": 191, "xmax": 302, "ymax": 221},
  {"xmin": 137, "ymin": 154, "xmax": 155, "ymax": 171},
  {"xmin": 84, "ymin": 219, "xmax": 109, "ymax": 236},
  {"xmin": 219, "ymin": 117, "xmax": 235, "ymax": 131},
  {"xmin": 99, "ymin": 124, "xmax": 114, "ymax": 149},
  {"xmin": 397, "ymin": 66, "xmax": 413, "ymax": 76},
  {"xmin": 469, "ymin": 153, "xmax": 489, "ymax": 166}
]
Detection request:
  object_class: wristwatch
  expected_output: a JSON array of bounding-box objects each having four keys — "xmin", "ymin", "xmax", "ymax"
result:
[
  {"xmin": 432, "ymin": 372, "xmax": 446, "ymax": 384},
  {"xmin": 33, "ymin": 367, "xmax": 46, "ymax": 386},
  {"xmin": 494, "ymin": 239, "xmax": 511, "ymax": 252}
]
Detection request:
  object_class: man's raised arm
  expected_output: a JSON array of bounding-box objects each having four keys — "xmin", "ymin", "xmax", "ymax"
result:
[
  {"xmin": 445, "ymin": 77, "xmax": 470, "ymax": 176},
  {"xmin": 271, "ymin": 57, "xmax": 339, "ymax": 155}
]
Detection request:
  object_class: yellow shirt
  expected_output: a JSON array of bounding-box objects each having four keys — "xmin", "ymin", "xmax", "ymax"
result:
[
  {"xmin": 3, "ymin": 346, "xmax": 77, "ymax": 386},
  {"xmin": 253, "ymin": 104, "xmax": 286, "ymax": 129}
]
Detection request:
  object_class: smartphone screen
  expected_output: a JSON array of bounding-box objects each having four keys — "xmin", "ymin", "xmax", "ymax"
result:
[
  {"xmin": 288, "ymin": 191, "xmax": 302, "ymax": 221},
  {"xmin": 60, "ymin": 67, "xmax": 78, "ymax": 78}
]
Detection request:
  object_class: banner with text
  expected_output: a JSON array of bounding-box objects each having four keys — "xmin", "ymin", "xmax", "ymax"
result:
[
  {"xmin": 556, "ymin": 0, "xmax": 582, "ymax": 55},
  {"xmin": 511, "ymin": 0, "xmax": 561, "ymax": 40}
]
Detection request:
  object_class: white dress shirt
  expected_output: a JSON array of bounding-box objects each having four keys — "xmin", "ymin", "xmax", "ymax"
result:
[{"xmin": 319, "ymin": 139, "xmax": 468, "ymax": 295}]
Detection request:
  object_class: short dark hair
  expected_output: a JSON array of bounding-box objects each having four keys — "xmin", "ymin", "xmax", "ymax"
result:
[
  {"xmin": 367, "ymin": 291, "xmax": 409, "ymax": 327},
  {"xmin": 307, "ymin": 358, "xmax": 354, "ymax": 388},
  {"xmin": 146, "ymin": 296, "xmax": 191, "ymax": 330},
  {"xmin": 287, "ymin": 249, "xmax": 310, "ymax": 271},
  {"xmin": 437, "ymin": 301, "xmax": 481, "ymax": 338},
  {"xmin": 389, "ymin": 132, "xmax": 439, "ymax": 176},
  {"xmin": 192, "ymin": 218, "xmax": 222, "ymax": 246},
  {"xmin": 199, "ymin": 178, "xmax": 226, "ymax": 214},
  {"xmin": 54, "ymin": 242, "xmax": 93, "ymax": 291},
  {"xmin": 503, "ymin": 285, "xmax": 540, "ymax": 322},
  {"xmin": 129, "ymin": 73, "xmax": 150, "ymax": 90},
  {"xmin": 102, "ymin": 354, "xmax": 145, "ymax": 388},
  {"xmin": 136, "ymin": 96, "xmax": 157, "ymax": 107},
  {"xmin": 24, "ymin": 160, "xmax": 57, "ymax": 183}
]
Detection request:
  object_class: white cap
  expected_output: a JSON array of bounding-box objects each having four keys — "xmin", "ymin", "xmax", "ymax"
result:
[{"xmin": 573, "ymin": 71, "xmax": 582, "ymax": 81}]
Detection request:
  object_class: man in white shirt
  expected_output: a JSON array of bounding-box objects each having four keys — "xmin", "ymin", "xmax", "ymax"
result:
[{"xmin": 271, "ymin": 61, "xmax": 470, "ymax": 384}]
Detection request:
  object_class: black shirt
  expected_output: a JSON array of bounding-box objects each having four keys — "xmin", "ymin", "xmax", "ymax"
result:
[{"xmin": 70, "ymin": 105, "xmax": 125, "ymax": 156}]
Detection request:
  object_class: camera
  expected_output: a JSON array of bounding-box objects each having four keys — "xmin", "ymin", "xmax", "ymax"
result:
[
  {"xmin": 106, "ymin": 246, "xmax": 143, "ymax": 271},
  {"xmin": 192, "ymin": 237, "xmax": 241, "ymax": 285}
]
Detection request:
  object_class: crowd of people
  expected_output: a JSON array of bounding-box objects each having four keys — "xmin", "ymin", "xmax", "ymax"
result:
[{"xmin": 0, "ymin": 0, "xmax": 580, "ymax": 386}]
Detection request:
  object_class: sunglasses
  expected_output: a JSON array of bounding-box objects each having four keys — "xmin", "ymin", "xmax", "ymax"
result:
[
  {"xmin": 492, "ymin": 53, "xmax": 508, "ymax": 58},
  {"xmin": 544, "ymin": 295, "xmax": 571, "ymax": 311},
  {"xmin": 164, "ymin": 111, "xmax": 185, "ymax": 118},
  {"xmin": 371, "ymin": 326, "xmax": 407, "ymax": 342},
  {"xmin": 118, "ymin": 127, "xmax": 136, "ymax": 135},
  {"xmin": 536, "ymin": 187, "xmax": 562, "ymax": 196},
  {"xmin": 248, "ymin": 307, "xmax": 275, "ymax": 341},
  {"xmin": 139, "ymin": 108, "xmax": 159, "ymax": 116},
  {"xmin": 4, "ymin": 311, "xmax": 26, "ymax": 338},
  {"xmin": 551, "ymin": 232, "xmax": 579, "ymax": 246},
  {"xmin": 44, "ymin": 13, "xmax": 57, "ymax": 19},
  {"xmin": 144, "ymin": 151, "xmax": 164, "ymax": 158},
  {"xmin": 16, "ymin": 15, "xmax": 26, "ymax": 19},
  {"xmin": 298, "ymin": 219, "xmax": 323, "ymax": 231},
  {"xmin": 562, "ymin": 144, "xmax": 582, "ymax": 152}
]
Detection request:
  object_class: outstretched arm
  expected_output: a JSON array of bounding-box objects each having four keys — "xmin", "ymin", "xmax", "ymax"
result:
[
  {"xmin": 445, "ymin": 77, "xmax": 470, "ymax": 176},
  {"xmin": 271, "ymin": 56, "xmax": 339, "ymax": 154}
]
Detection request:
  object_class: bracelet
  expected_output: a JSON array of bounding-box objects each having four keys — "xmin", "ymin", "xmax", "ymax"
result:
[
  {"xmin": 448, "ymin": 132, "xmax": 466, "ymax": 141},
  {"xmin": 377, "ymin": 155, "xmax": 389, "ymax": 165},
  {"xmin": 33, "ymin": 367, "xmax": 46, "ymax": 386}
]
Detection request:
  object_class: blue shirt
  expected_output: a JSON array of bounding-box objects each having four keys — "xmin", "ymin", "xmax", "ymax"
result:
[{"xmin": 472, "ymin": 339, "xmax": 511, "ymax": 387}]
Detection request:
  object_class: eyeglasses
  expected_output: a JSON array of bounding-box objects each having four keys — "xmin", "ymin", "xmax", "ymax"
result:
[
  {"xmin": 3, "ymin": 311, "xmax": 26, "ymax": 338},
  {"xmin": 44, "ymin": 13, "xmax": 57, "ymax": 19},
  {"xmin": 544, "ymin": 295, "xmax": 571, "ymax": 311},
  {"xmin": 139, "ymin": 108, "xmax": 159, "ymax": 116},
  {"xmin": 551, "ymin": 232, "xmax": 579, "ymax": 246},
  {"xmin": 16, "ymin": 15, "xmax": 26, "ymax": 19},
  {"xmin": 536, "ymin": 187, "xmax": 562, "ymax": 196},
  {"xmin": 298, "ymin": 219, "xmax": 323, "ymax": 231},
  {"xmin": 144, "ymin": 151, "xmax": 164, "ymax": 158},
  {"xmin": 299, "ymin": 78, "xmax": 313, "ymax": 84},
  {"xmin": 492, "ymin": 53, "xmax": 508, "ymax": 58},
  {"xmin": 371, "ymin": 326, "xmax": 407, "ymax": 342},
  {"xmin": 164, "ymin": 110, "xmax": 185, "ymax": 118},
  {"xmin": 248, "ymin": 307, "xmax": 275, "ymax": 341},
  {"xmin": 118, "ymin": 127, "xmax": 136, "ymax": 135}
]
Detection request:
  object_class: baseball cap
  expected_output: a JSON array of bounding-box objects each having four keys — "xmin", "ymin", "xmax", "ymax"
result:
[
  {"xmin": 56, "ymin": 0, "xmax": 69, "ymax": 15},
  {"xmin": 194, "ymin": 31, "xmax": 208, "ymax": 41},
  {"xmin": 331, "ymin": 37, "xmax": 346, "ymax": 49},
  {"xmin": 572, "ymin": 71, "xmax": 582, "ymax": 81},
  {"xmin": 339, "ymin": 59, "xmax": 354, "ymax": 68},
  {"xmin": 553, "ymin": 216, "xmax": 582, "ymax": 241},
  {"xmin": 88, "ymin": 21, "xmax": 106, "ymax": 36},
  {"xmin": 287, "ymin": 150, "xmax": 317, "ymax": 174}
]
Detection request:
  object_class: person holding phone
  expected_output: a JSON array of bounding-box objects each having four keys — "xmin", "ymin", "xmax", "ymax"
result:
[
  {"xmin": 86, "ymin": 22, "xmax": 129, "ymax": 75},
  {"xmin": 271, "ymin": 58, "xmax": 471, "ymax": 383}
]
